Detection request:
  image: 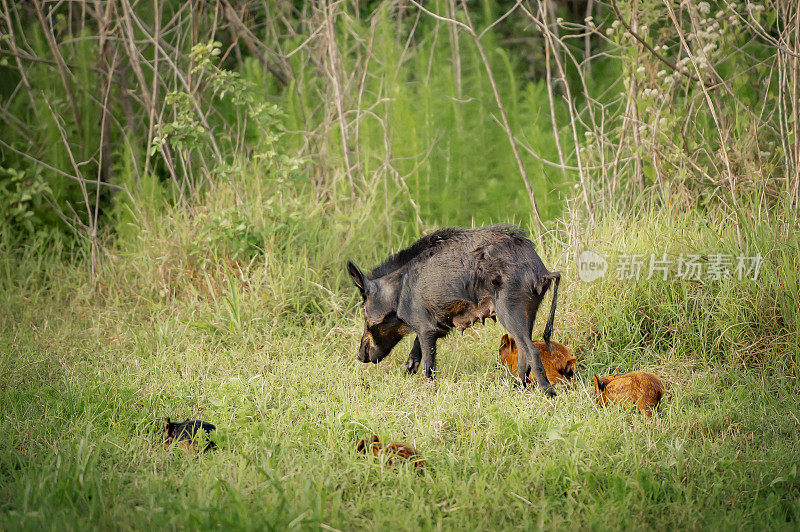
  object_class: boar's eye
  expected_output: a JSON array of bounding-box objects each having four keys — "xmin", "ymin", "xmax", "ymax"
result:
[{"xmin": 367, "ymin": 312, "xmax": 398, "ymax": 333}]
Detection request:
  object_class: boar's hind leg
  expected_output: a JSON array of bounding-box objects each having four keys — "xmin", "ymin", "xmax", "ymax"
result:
[
  {"xmin": 405, "ymin": 337, "xmax": 422, "ymax": 374},
  {"xmin": 495, "ymin": 295, "xmax": 556, "ymax": 397},
  {"xmin": 522, "ymin": 339, "xmax": 555, "ymax": 397}
]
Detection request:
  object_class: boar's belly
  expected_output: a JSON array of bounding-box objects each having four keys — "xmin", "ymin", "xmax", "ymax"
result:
[{"xmin": 448, "ymin": 297, "xmax": 495, "ymax": 331}]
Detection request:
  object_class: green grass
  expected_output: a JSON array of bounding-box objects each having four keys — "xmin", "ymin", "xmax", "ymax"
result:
[
  {"xmin": 2, "ymin": 1, "xmax": 798, "ymax": 527},
  {"xmin": 1, "ymin": 187, "xmax": 799, "ymax": 530}
]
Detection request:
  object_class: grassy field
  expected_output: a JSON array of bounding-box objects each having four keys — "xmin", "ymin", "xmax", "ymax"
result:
[
  {"xmin": 2, "ymin": 188, "xmax": 799, "ymax": 530},
  {"xmin": 1, "ymin": 0, "xmax": 799, "ymax": 529}
]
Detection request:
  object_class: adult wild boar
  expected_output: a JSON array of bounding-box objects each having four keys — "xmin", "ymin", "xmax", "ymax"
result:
[{"xmin": 347, "ymin": 225, "xmax": 561, "ymax": 396}]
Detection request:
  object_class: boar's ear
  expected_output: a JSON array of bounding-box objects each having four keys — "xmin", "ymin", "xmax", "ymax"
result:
[
  {"xmin": 347, "ymin": 261, "xmax": 368, "ymax": 295},
  {"xmin": 593, "ymin": 374, "xmax": 605, "ymax": 393}
]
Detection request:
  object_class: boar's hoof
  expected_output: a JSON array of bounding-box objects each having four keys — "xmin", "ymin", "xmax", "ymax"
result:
[
  {"xmin": 406, "ymin": 357, "xmax": 421, "ymax": 374},
  {"xmin": 543, "ymin": 385, "xmax": 557, "ymax": 398}
]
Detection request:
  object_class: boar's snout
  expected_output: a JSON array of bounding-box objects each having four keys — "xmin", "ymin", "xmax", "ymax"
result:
[
  {"xmin": 357, "ymin": 331, "xmax": 393, "ymax": 364},
  {"xmin": 357, "ymin": 333, "xmax": 383, "ymax": 364},
  {"xmin": 357, "ymin": 334, "xmax": 372, "ymax": 363}
]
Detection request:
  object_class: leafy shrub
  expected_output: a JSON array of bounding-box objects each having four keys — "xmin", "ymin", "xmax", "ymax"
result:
[
  {"xmin": 0, "ymin": 166, "xmax": 53, "ymax": 234},
  {"xmin": 191, "ymin": 208, "xmax": 266, "ymax": 266}
]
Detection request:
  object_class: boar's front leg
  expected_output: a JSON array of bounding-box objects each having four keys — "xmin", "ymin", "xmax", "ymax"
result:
[
  {"xmin": 419, "ymin": 330, "xmax": 439, "ymax": 379},
  {"xmin": 405, "ymin": 337, "xmax": 422, "ymax": 374},
  {"xmin": 397, "ymin": 290, "xmax": 440, "ymax": 378}
]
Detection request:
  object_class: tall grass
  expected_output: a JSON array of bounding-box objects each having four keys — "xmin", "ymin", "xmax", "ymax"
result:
[
  {"xmin": 278, "ymin": 2, "xmax": 571, "ymax": 229},
  {"xmin": 564, "ymin": 207, "xmax": 798, "ymax": 370},
  {"xmin": 1, "ymin": 0, "xmax": 574, "ymax": 242}
]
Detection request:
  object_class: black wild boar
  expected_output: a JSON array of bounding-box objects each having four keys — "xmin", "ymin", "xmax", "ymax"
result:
[
  {"xmin": 163, "ymin": 418, "xmax": 216, "ymax": 453},
  {"xmin": 347, "ymin": 224, "xmax": 561, "ymax": 396}
]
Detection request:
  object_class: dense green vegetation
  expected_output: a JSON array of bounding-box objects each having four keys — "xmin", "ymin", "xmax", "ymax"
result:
[{"xmin": 1, "ymin": 0, "xmax": 799, "ymax": 529}]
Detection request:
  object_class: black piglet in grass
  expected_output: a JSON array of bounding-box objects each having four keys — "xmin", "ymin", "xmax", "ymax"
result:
[{"xmin": 163, "ymin": 418, "xmax": 217, "ymax": 453}]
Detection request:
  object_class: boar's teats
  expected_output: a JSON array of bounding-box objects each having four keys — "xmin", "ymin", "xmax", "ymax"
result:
[{"xmin": 449, "ymin": 297, "xmax": 496, "ymax": 332}]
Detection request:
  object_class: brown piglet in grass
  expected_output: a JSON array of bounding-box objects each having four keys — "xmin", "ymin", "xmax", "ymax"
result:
[
  {"xmin": 356, "ymin": 435, "xmax": 425, "ymax": 472},
  {"xmin": 593, "ymin": 369, "xmax": 665, "ymax": 416},
  {"xmin": 499, "ymin": 334, "xmax": 577, "ymax": 385}
]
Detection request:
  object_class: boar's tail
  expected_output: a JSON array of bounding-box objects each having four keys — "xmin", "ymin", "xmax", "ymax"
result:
[{"xmin": 542, "ymin": 272, "xmax": 561, "ymax": 351}]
